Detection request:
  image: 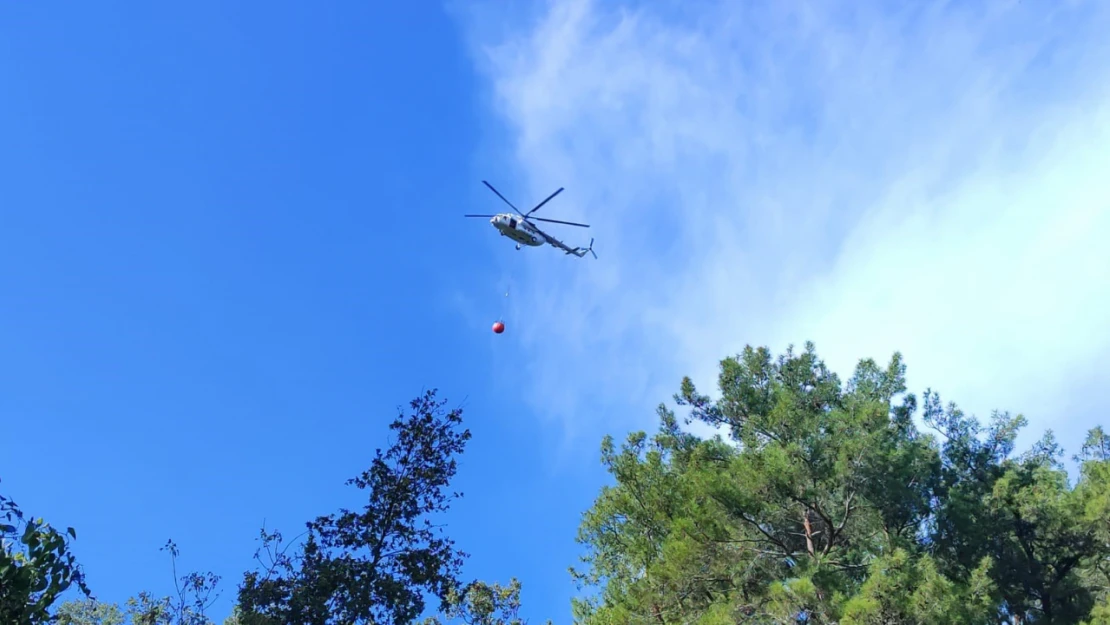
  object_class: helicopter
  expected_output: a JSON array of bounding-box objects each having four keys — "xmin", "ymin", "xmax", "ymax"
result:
[{"xmin": 465, "ymin": 180, "xmax": 597, "ymax": 259}]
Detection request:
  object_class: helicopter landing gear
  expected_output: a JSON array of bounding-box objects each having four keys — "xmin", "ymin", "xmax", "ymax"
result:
[{"xmin": 515, "ymin": 244, "xmax": 521, "ymax": 250}]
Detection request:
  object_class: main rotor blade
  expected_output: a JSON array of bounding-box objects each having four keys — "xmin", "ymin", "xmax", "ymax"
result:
[
  {"xmin": 529, "ymin": 216, "xmax": 589, "ymax": 228},
  {"xmin": 481, "ymin": 180, "xmax": 523, "ymax": 215},
  {"xmin": 464, "ymin": 214, "xmax": 497, "ymax": 217},
  {"xmin": 525, "ymin": 187, "xmax": 564, "ymax": 217}
]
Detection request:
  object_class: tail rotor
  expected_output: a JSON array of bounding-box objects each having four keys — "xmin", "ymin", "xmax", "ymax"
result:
[{"xmin": 572, "ymin": 238, "xmax": 597, "ymax": 259}]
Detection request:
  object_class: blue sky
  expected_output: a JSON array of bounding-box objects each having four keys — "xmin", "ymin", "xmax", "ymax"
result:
[
  {"xmin": 3, "ymin": 0, "xmax": 1110, "ymax": 623},
  {"xmin": 1, "ymin": 1, "xmax": 594, "ymax": 620}
]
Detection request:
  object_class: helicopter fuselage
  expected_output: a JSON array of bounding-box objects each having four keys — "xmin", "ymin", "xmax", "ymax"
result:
[{"xmin": 489, "ymin": 213, "xmax": 544, "ymax": 247}]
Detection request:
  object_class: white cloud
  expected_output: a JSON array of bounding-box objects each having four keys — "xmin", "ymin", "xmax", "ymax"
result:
[{"xmin": 456, "ymin": 0, "xmax": 1110, "ymax": 454}]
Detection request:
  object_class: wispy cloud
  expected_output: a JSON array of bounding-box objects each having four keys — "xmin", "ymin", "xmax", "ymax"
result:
[{"xmin": 455, "ymin": 0, "xmax": 1110, "ymax": 452}]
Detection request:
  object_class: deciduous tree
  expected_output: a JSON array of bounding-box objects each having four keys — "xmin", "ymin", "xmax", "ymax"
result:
[
  {"xmin": 235, "ymin": 389, "xmax": 513, "ymax": 625},
  {"xmin": 1, "ymin": 481, "xmax": 91, "ymax": 625}
]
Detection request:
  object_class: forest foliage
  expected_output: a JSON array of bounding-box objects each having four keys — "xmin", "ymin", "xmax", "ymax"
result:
[
  {"xmin": 3, "ymin": 344, "xmax": 1109, "ymax": 624},
  {"xmin": 569, "ymin": 344, "xmax": 1110, "ymax": 624}
]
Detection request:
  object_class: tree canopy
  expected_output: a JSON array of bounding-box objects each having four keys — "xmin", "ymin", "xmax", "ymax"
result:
[
  {"xmin": 1, "ymin": 482, "xmax": 91, "ymax": 625},
  {"xmin": 569, "ymin": 343, "xmax": 1110, "ymax": 624},
  {"xmin": 234, "ymin": 389, "xmax": 479, "ymax": 625},
  {"xmin": 6, "ymin": 344, "xmax": 1110, "ymax": 624}
]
